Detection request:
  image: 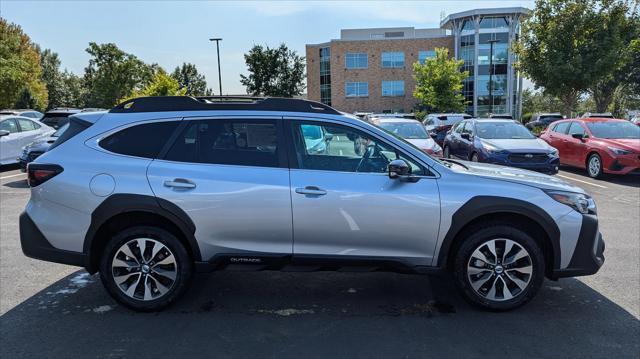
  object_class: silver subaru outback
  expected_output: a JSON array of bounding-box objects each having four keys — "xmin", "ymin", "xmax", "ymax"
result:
[{"xmin": 20, "ymin": 96, "xmax": 604, "ymax": 311}]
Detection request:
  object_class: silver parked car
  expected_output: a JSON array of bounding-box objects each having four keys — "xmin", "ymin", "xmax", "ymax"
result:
[
  {"xmin": 21, "ymin": 96, "xmax": 604, "ymax": 312},
  {"xmin": 0, "ymin": 115, "xmax": 54, "ymax": 165}
]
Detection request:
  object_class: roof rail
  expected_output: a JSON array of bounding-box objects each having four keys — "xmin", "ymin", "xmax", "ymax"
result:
[{"xmin": 109, "ymin": 96, "xmax": 341, "ymax": 115}]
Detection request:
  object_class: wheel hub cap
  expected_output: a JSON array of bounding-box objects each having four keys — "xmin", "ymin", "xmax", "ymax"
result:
[
  {"xmin": 467, "ymin": 238, "xmax": 533, "ymax": 302},
  {"xmin": 111, "ymin": 238, "xmax": 178, "ymax": 301}
]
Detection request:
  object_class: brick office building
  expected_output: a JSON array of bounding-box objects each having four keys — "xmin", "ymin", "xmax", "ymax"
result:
[{"xmin": 306, "ymin": 7, "xmax": 530, "ymax": 117}]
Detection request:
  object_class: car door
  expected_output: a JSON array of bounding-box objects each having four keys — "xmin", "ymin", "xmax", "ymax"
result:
[
  {"xmin": 146, "ymin": 117, "xmax": 293, "ymax": 260},
  {"xmin": 565, "ymin": 121, "xmax": 588, "ymax": 166},
  {"xmin": 287, "ymin": 118, "xmax": 441, "ymax": 265},
  {"xmin": 549, "ymin": 121, "xmax": 571, "ymax": 164},
  {"xmin": 0, "ymin": 118, "xmax": 21, "ymax": 163},
  {"xmin": 458, "ymin": 121, "xmax": 474, "ymax": 159},
  {"xmin": 16, "ymin": 118, "xmax": 44, "ymax": 147},
  {"xmin": 451, "ymin": 121, "xmax": 468, "ymax": 159}
]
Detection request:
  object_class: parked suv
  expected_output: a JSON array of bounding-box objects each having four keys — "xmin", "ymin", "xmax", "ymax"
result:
[
  {"xmin": 21, "ymin": 96, "xmax": 604, "ymax": 312},
  {"xmin": 525, "ymin": 113, "xmax": 564, "ymax": 131}
]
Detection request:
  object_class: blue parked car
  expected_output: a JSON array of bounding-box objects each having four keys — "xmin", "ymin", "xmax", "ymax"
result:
[{"xmin": 443, "ymin": 118, "xmax": 560, "ymax": 174}]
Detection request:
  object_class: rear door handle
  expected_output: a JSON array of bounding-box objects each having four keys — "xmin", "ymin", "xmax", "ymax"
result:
[
  {"xmin": 164, "ymin": 178, "xmax": 196, "ymax": 189},
  {"xmin": 295, "ymin": 186, "xmax": 327, "ymax": 196}
]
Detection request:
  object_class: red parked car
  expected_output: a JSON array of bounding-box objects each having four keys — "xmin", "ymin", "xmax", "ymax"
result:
[{"xmin": 539, "ymin": 118, "xmax": 640, "ymax": 178}]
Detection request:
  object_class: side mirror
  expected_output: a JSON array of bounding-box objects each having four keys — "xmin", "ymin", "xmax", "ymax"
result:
[
  {"xmin": 571, "ymin": 133, "xmax": 584, "ymax": 140},
  {"xmin": 429, "ymin": 132, "xmax": 437, "ymax": 139},
  {"xmin": 0, "ymin": 130, "xmax": 10, "ymax": 137},
  {"xmin": 461, "ymin": 133, "xmax": 471, "ymax": 140},
  {"xmin": 324, "ymin": 133, "xmax": 333, "ymax": 141},
  {"xmin": 388, "ymin": 159, "xmax": 419, "ymax": 183}
]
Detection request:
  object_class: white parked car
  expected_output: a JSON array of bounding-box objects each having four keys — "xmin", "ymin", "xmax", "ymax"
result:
[{"xmin": 0, "ymin": 115, "xmax": 54, "ymax": 165}]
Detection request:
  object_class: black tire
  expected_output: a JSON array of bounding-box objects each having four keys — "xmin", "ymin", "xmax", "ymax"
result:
[
  {"xmin": 443, "ymin": 145, "xmax": 451, "ymax": 158},
  {"xmin": 99, "ymin": 226, "xmax": 193, "ymax": 312},
  {"xmin": 453, "ymin": 223, "xmax": 545, "ymax": 311},
  {"xmin": 586, "ymin": 153, "xmax": 603, "ymax": 179}
]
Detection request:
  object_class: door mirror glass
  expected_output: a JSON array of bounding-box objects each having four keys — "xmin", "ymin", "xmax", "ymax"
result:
[
  {"xmin": 0, "ymin": 130, "xmax": 9, "ymax": 137},
  {"xmin": 461, "ymin": 133, "xmax": 471, "ymax": 140},
  {"xmin": 324, "ymin": 133, "xmax": 333, "ymax": 141},
  {"xmin": 388, "ymin": 159, "xmax": 411, "ymax": 178},
  {"xmin": 571, "ymin": 133, "xmax": 584, "ymax": 140}
]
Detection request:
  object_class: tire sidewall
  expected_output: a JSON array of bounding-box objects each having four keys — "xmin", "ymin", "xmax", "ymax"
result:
[
  {"xmin": 453, "ymin": 225, "xmax": 545, "ymax": 311},
  {"xmin": 99, "ymin": 226, "xmax": 193, "ymax": 312}
]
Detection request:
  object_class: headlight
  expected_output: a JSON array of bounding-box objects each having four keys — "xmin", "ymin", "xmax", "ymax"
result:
[
  {"xmin": 607, "ymin": 146, "xmax": 632, "ymax": 155},
  {"xmin": 545, "ymin": 190, "xmax": 596, "ymax": 214},
  {"xmin": 482, "ymin": 141, "xmax": 507, "ymax": 154}
]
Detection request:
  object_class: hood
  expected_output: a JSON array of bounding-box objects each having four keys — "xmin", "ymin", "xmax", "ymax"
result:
[
  {"xmin": 406, "ymin": 138, "xmax": 438, "ymax": 150},
  {"xmin": 479, "ymin": 138, "xmax": 554, "ymax": 152},
  {"xmin": 453, "ymin": 160, "xmax": 586, "ymax": 193},
  {"xmin": 24, "ymin": 136, "xmax": 56, "ymax": 152},
  {"xmin": 593, "ymin": 138, "xmax": 640, "ymax": 152}
]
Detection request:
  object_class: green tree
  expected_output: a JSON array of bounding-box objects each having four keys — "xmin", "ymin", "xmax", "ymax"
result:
[
  {"xmin": 514, "ymin": 0, "xmax": 633, "ymax": 115},
  {"xmin": 122, "ymin": 69, "xmax": 186, "ymax": 102},
  {"xmin": 240, "ymin": 43, "xmax": 305, "ymax": 97},
  {"xmin": 40, "ymin": 49, "xmax": 66, "ymax": 109},
  {"xmin": 413, "ymin": 47, "xmax": 468, "ymax": 113},
  {"xmin": 83, "ymin": 42, "xmax": 153, "ymax": 108},
  {"xmin": 171, "ymin": 63, "xmax": 208, "ymax": 96},
  {"xmin": 0, "ymin": 18, "xmax": 47, "ymax": 109},
  {"xmin": 14, "ymin": 88, "xmax": 37, "ymax": 109}
]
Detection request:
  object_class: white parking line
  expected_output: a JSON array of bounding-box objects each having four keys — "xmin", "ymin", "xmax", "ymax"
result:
[
  {"xmin": 0, "ymin": 173, "xmax": 25, "ymax": 180},
  {"xmin": 557, "ymin": 174, "xmax": 608, "ymax": 189}
]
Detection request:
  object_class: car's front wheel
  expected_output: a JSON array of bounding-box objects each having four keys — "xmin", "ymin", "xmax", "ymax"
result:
[
  {"xmin": 453, "ymin": 224, "xmax": 545, "ymax": 311},
  {"xmin": 587, "ymin": 153, "xmax": 603, "ymax": 178},
  {"xmin": 99, "ymin": 226, "xmax": 193, "ymax": 312}
]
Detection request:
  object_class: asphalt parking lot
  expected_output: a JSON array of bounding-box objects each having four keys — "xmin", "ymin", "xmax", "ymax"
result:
[{"xmin": 1, "ymin": 164, "xmax": 638, "ymax": 358}]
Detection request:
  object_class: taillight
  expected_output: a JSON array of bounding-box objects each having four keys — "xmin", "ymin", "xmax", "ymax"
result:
[{"xmin": 27, "ymin": 164, "xmax": 63, "ymax": 187}]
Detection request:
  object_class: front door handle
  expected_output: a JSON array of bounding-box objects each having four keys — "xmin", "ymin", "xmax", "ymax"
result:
[
  {"xmin": 295, "ymin": 186, "xmax": 327, "ymax": 196},
  {"xmin": 164, "ymin": 178, "xmax": 196, "ymax": 189}
]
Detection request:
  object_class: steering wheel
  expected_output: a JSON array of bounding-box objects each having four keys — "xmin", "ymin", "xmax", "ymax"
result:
[{"xmin": 355, "ymin": 143, "xmax": 375, "ymax": 172}]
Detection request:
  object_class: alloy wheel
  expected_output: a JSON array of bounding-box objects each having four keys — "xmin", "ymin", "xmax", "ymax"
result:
[
  {"xmin": 466, "ymin": 238, "xmax": 533, "ymax": 301},
  {"xmin": 111, "ymin": 238, "xmax": 177, "ymax": 301},
  {"xmin": 588, "ymin": 156, "xmax": 601, "ymax": 177}
]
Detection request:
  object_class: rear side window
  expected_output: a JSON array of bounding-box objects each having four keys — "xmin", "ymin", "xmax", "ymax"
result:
[
  {"xmin": 99, "ymin": 121, "xmax": 180, "ymax": 159},
  {"xmin": 552, "ymin": 122, "xmax": 570, "ymax": 134},
  {"xmin": 164, "ymin": 119, "xmax": 280, "ymax": 167},
  {"xmin": 17, "ymin": 118, "xmax": 39, "ymax": 131}
]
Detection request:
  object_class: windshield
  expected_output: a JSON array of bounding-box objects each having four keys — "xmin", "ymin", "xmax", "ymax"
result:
[
  {"xmin": 52, "ymin": 123, "xmax": 69, "ymax": 137},
  {"xmin": 379, "ymin": 122, "xmax": 429, "ymax": 139},
  {"xmin": 586, "ymin": 121, "xmax": 640, "ymax": 139},
  {"xmin": 476, "ymin": 122, "xmax": 535, "ymax": 139}
]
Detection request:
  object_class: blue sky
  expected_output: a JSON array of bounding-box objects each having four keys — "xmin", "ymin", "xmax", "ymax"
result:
[{"xmin": 2, "ymin": 0, "xmax": 535, "ymax": 94}]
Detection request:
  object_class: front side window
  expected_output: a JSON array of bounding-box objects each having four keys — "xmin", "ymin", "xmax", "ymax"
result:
[
  {"xmin": 345, "ymin": 82, "xmax": 368, "ymax": 97},
  {"xmin": 418, "ymin": 50, "xmax": 436, "ymax": 64},
  {"xmin": 568, "ymin": 122, "xmax": 587, "ymax": 137},
  {"xmin": 292, "ymin": 122, "xmax": 423, "ymax": 175},
  {"xmin": 165, "ymin": 119, "xmax": 280, "ymax": 167},
  {"xmin": 345, "ymin": 53, "xmax": 368, "ymax": 69},
  {"xmin": 381, "ymin": 52, "xmax": 404, "ymax": 68},
  {"xmin": 17, "ymin": 118, "xmax": 39, "ymax": 131},
  {"xmin": 100, "ymin": 121, "xmax": 180, "ymax": 159},
  {"xmin": 0, "ymin": 119, "xmax": 19, "ymax": 133},
  {"xmin": 381, "ymin": 80, "xmax": 405, "ymax": 97}
]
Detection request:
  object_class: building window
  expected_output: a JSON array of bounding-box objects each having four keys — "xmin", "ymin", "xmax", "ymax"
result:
[
  {"xmin": 381, "ymin": 81, "xmax": 404, "ymax": 97},
  {"xmin": 479, "ymin": 16, "xmax": 509, "ymax": 30},
  {"xmin": 345, "ymin": 53, "xmax": 368, "ymax": 69},
  {"xmin": 345, "ymin": 82, "xmax": 368, "ymax": 97},
  {"xmin": 319, "ymin": 47, "xmax": 331, "ymax": 106},
  {"xmin": 381, "ymin": 52, "xmax": 404, "ymax": 68},
  {"xmin": 462, "ymin": 19, "xmax": 475, "ymax": 31},
  {"xmin": 418, "ymin": 50, "xmax": 436, "ymax": 64}
]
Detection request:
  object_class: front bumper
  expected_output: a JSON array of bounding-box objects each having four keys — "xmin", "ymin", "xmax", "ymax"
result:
[
  {"xmin": 20, "ymin": 212, "xmax": 86, "ymax": 267},
  {"xmin": 603, "ymin": 153, "xmax": 640, "ymax": 175},
  {"xmin": 481, "ymin": 152, "xmax": 560, "ymax": 174},
  {"xmin": 551, "ymin": 214, "xmax": 605, "ymax": 279}
]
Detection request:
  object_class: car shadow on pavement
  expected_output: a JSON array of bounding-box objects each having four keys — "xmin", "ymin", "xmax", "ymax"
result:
[
  {"xmin": 2, "ymin": 179, "xmax": 28, "ymax": 189},
  {"xmin": 560, "ymin": 166, "xmax": 640, "ymax": 188},
  {"xmin": 1, "ymin": 270, "xmax": 638, "ymax": 358}
]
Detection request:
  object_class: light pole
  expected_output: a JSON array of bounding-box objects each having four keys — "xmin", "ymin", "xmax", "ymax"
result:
[
  {"xmin": 209, "ymin": 38, "xmax": 223, "ymax": 96},
  {"xmin": 487, "ymin": 39, "xmax": 499, "ymax": 114}
]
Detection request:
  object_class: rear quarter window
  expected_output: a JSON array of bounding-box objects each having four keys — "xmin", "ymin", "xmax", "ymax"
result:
[{"xmin": 99, "ymin": 121, "xmax": 180, "ymax": 159}]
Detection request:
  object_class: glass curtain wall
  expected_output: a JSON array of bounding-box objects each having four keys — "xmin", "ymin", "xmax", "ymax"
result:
[{"xmin": 319, "ymin": 47, "xmax": 332, "ymax": 106}]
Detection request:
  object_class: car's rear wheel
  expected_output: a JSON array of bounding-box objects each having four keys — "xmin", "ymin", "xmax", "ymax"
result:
[
  {"xmin": 99, "ymin": 226, "xmax": 192, "ymax": 312},
  {"xmin": 587, "ymin": 153, "xmax": 603, "ymax": 178},
  {"xmin": 453, "ymin": 224, "xmax": 545, "ymax": 311},
  {"xmin": 443, "ymin": 145, "xmax": 451, "ymax": 158}
]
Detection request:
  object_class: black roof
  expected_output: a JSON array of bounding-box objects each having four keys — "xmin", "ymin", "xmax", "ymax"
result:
[{"xmin": 109, "ymin": 96, "xmax": 341, "ymax": 115}]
